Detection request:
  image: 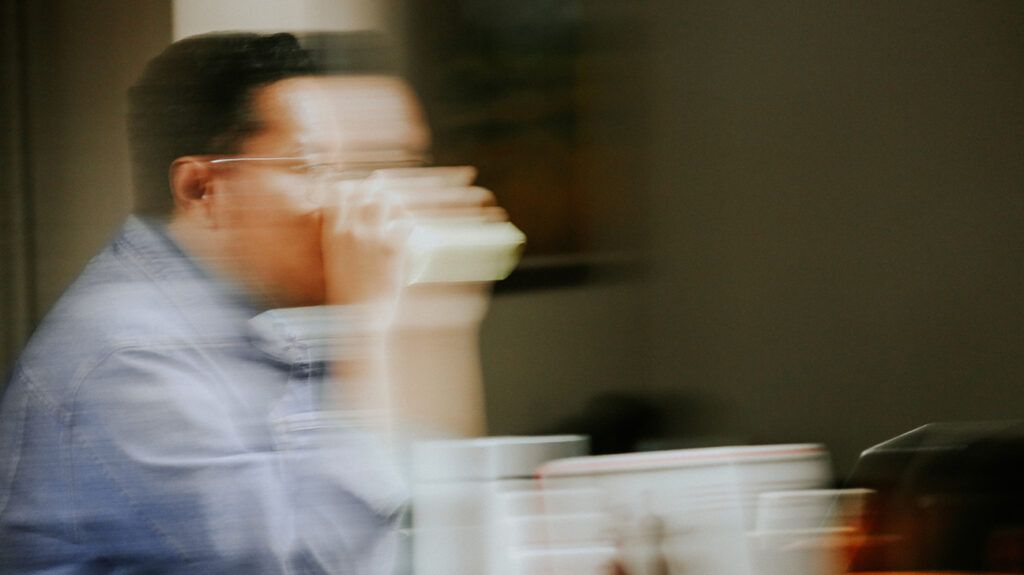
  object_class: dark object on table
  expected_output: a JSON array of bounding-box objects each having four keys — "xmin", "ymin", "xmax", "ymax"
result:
[{"xmin": 847, "ymin": 421, "xmax": 1024, "ymax": 573}]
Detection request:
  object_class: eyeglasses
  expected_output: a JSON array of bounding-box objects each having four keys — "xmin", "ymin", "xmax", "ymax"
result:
[{"xmin": 208, "ymin": 150, "xmax": 431, "ymax": 184}]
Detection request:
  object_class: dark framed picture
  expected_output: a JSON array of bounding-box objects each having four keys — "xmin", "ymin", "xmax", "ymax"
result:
[{"xmin": 404, "ymin": 0, "xmax": 587, "ymax": 258}]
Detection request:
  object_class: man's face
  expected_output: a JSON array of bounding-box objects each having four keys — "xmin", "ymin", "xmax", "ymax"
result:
[{"xmin": 209, "ymin": 76, "xmax": 430, "ymax": 307}]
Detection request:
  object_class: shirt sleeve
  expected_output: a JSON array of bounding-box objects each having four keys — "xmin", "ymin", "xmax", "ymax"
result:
[
  {"xmin": 67, "ymin": 344, "xmax": 404, "ymax": 574},
  {"xmin": 0, "ymin": 367, "xmax": 87, "ymax": 573}
]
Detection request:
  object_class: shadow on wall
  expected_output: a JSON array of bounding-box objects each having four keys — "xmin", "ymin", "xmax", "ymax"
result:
[{"xmin": 538, "ymin": 391, "xmax": 743, "ymax": 456}]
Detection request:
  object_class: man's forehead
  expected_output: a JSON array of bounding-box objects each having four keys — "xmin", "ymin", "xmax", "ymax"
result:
[{"xmin": 250, "ymin": 75, "xmax": 430, "ymax": 155}]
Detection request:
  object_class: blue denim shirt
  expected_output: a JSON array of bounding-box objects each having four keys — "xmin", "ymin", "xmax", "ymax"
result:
[{"xmin": 0, "ymin": 217, "xmax": 405, "ymax": 574}]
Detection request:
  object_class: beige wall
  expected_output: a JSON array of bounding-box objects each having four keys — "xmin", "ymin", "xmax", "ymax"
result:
[
  {"xmin": 644, "ymin": 0, "xmax": 1024, "ymax": 473},
  {"xmin": 173, "ymin": 0, "xmax": 387, "ymax": 39}
]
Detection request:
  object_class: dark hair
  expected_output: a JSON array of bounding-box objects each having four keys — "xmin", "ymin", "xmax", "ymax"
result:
[{"xmin": 128, "ymin": 31, "xmax": 399, "ymax": 216}]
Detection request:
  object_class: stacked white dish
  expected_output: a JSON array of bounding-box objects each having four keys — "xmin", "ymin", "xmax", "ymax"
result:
[
  {"xmin": 411, "ymin": 436, "xmax": 589, "ymax": 575},
  {"xmin": 490, "ymin": 487, "xmax": 617, "ymax": 575},
  {"xmin": 536, "ymin": 444, "xmax": 833, "ymax": 575},
  {"xmin": 749, "ymin": 488, "xmax": 873, "ymax": 575}
]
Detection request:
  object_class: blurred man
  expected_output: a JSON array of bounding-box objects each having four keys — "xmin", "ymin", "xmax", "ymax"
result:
[{"xmin": 0, "ymin": 32, "xmax": 500, "ymax": 573}]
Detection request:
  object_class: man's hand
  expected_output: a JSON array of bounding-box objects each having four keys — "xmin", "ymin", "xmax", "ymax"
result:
[
  {"xmin": 319, "ymin": 168, "xmax": 511, "ymax": 439},
  {"xmin": 320, "ymin": 172, "xmax": 504, "ymax": 313}
]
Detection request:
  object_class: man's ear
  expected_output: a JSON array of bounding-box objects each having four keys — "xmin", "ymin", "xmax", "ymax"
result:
[{"xmin": 169, "ymin": 157, "xmax": 216, "ymax": 225}]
